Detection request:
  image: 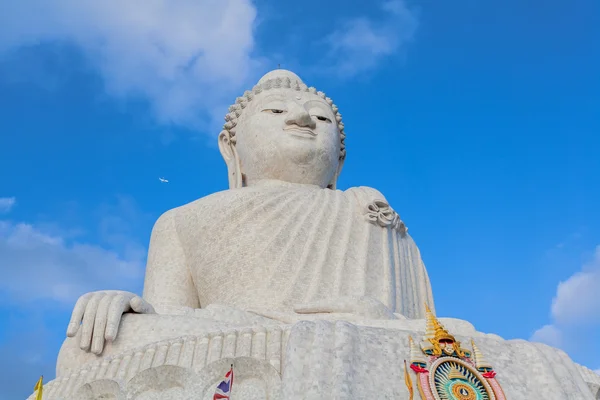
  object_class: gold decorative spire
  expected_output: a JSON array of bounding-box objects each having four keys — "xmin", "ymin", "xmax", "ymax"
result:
[
  {"xmin": 424, "ymin": 303, "xmax": 457, "ymax": 344},
  {"xmin": 448, "ymin": 365, "xmax": 465, "ymax": 380},
  {"xmin": 409, "ymin": 336, "xmax": 427, "ymax": 365},
  {"xmin": 424, "ymin": 303, "xmax": 438, "ymax": 340},
  {"xmin": 471, "ymin": 340, "xmax": 493, "ymax": 371},
  {"xmin": 421, "ymin": 303, "xmax": 467, "ymax": 358}
]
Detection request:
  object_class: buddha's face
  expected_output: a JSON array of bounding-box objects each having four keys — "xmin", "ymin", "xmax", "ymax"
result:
[{"xmin": 233, "ymin": 88, "xmax": 342, "ymax": 188}]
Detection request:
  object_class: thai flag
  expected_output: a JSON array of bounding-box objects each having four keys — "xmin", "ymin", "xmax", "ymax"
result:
[{"xmin": 213, "ymin": 365, "xmax": 234, "ymax": 400}]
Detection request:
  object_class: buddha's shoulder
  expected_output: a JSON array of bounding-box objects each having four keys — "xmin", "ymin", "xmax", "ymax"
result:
[
  {"xmin": 158, "ymin": 186, "xmax": 295, "ymax": 218},
  {"xmin": 156, "ymin": 185, "xmax": 390, "ymax": 223},
  {"xmin": 343, "ymin": 186, "xmax": 388, "ymax": 202},
  {"xmin": 158, "ymin": 189, "xmax": 245, "ymax": 219}
]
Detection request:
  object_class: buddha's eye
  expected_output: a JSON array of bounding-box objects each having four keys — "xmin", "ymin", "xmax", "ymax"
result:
[
  {"xmin": 263, "ymin": 109, "xmax": 285, "ymax": 114},
  {"xmin": 315, "ymin": 115, "xmax": 332, "ymax": 123}
]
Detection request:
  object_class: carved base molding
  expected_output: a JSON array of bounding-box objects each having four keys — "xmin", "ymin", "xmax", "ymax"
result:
[
  {"xmin": 32, "ymin": 325, "xmax": 286, "ymax": 400},
  {"xmin": 28, "ymin": 321, "xmax": 600, "ymax": 400}
]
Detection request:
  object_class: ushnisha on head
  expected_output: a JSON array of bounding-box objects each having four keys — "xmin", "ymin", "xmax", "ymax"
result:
[{"xmin": 218, "ymin": 69, "xmax": 346, "ymax": 190}]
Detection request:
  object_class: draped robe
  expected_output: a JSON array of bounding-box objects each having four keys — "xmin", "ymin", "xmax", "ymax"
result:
[{"xmin": 149, "ymin": 182, "xmax": 435, "ymax": 319}]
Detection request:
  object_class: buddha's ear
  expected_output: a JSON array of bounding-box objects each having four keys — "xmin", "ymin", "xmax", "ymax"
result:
[
  {"xmin": 327, "ymin": 157, "xmax": 345, "ymax": 190},
  {"xmin": 218, "ymin": 130, "xmax": 242, "ymax": 189}
]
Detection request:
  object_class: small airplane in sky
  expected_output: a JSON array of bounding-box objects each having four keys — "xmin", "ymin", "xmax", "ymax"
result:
[{"xmin": 158, "ymin": 177, "xmax": 169, "ymax": 183}]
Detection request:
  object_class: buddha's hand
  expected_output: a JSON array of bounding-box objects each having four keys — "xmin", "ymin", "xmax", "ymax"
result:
[
  {"xmin": 66, "ymin": 290, "xmax": 155, "ymax": 355},
  {"xmin": 294, "ymin": 296, "xmax": 397, "ymax": 320}
]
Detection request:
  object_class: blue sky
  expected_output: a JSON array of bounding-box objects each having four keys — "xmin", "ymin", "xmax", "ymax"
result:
[{"xmin": 1, "ymin": 0, "xmax": 599, "ymax": 397}]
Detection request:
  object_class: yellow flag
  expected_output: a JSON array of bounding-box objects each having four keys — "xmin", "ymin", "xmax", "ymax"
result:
[
  {"xmin": 404, "ymin": 360, "xmax": 414, "ymax": 400},
  {"xmin": 33, "ymin": 376, "xmax": 43, "ymax": 400}
]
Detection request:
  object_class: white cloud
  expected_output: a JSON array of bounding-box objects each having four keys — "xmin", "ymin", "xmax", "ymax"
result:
[
  {"xmin": 0, "ymin": 197, "xmax": 16, "ymax": 213},
  {"xmin": 530, "ymin": 324, "xmax": 562, "ymax": 348},
  {"xmin": 531, "ymin": 245, "xmax": 600, "ymax": 369},
  {"xmin": 324, "ymin": 0, "xmax": 418, "ymax": 77},
  {"xmin": 0, "ymin": 0, "xmax": 262, "ymax": 129},
  {"xmin": 551, "ymin": 247, "xmax": 600, "ymax": 326},
  {"xmin": 0, "ymin": 197, "xmax": 150, "ymax": 395},
  {"xmin": 0, "ymin": 220, "xmax": 144, "ymax": 304},
  {"xmin": 594, "ymin": 369, "xmax": 600, "ymax": 376}
]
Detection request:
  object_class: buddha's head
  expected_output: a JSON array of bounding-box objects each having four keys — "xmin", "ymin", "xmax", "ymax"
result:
[{"xmin": 218, "ymin": 69, "xmax": 346, "ymax": 189}]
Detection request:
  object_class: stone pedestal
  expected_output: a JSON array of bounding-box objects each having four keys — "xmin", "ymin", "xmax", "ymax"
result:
[{"xmin": 29, "ymin": 318, "xmax": 600, "ymax": 399}]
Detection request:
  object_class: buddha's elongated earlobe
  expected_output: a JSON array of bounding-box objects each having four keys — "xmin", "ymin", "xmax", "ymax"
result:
[
  {"xmin": 327, "ymin": 157, "xmax": 345, "ymax": 190},
  {"xmin": 218, "ymin": 130, "xmax": 243, "ymax": 189}
]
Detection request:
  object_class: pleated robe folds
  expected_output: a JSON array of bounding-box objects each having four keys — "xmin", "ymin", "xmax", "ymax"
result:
[{"xmin": 169, "ymin": 183, "xmax": 435, "ymax": 319}]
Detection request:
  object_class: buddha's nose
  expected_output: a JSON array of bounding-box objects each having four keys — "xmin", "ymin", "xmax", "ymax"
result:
[{"xmin": 285, "ymin": 108, "xmax": 317, "ymax": 130}]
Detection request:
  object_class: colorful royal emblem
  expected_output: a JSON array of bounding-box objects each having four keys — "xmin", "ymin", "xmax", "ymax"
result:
[{"xmin": 405, "ymin": 305, "xmax": 507, "ymax": 400}]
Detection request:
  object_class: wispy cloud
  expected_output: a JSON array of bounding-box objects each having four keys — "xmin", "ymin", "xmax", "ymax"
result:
[
  {"xmin": 0, "ymin": 220, "xmax": 144, "ymax": 304},
  {"xmin": 323, "ymin": 0, "xmax": 418, "ymax": 77},
  {"xmin": 550, "ymin": 250, "xmax": 600, "ymax": 327},
  {"xmin": 530, "ymin": 324, "xmax": 563, "ymax": 348},
  {"xmin": 0, "ymin": 196, "xmax": 151, "ymax": 396},
  {"xmin": 531, "ymin": 245, "xmax": 600, "ymax": 368},
  {"xmin": 0, "ymin": 0, "xmax": 264, "ymax": 130},
  {"xmin": 0, "ymin": 197, "xmax": 16, "ymax": 213},
  {"xmin": 0, "ymin": 196, "xmax": 149, "ymax": 305}
]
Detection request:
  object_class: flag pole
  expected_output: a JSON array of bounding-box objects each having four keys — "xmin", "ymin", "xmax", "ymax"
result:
[
  {"xmin": 230, "ymin": 363, "xmax": 234, "ymax": 399},
  {"xmin": 404, "ymin": 360, "xmax": 414, "ymax": 400}
]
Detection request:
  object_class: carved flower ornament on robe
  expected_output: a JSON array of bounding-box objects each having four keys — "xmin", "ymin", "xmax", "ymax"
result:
[{"xmin": 365, "ymin": 200, "xmax": 407, "ymax": 236}]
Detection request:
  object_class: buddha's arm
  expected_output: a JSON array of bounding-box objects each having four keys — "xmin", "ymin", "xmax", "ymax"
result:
[{"xmin": 142, "ymin": 210, "xmax": 200, "ymax": 314}]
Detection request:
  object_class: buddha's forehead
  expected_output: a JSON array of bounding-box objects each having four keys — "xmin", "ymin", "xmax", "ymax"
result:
[{"xmin": 251, "ymin": 88, "xmax": 333, "ymax": 110}]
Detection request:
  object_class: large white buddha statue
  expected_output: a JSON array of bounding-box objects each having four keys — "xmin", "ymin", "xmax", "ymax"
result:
[
  {"xmin": 42, "ymin": 69, "xmax": 599, "ymax": 400},
  {"xmin": 59, "ymin": 68, "xmax": 434, "ymax": 365}
]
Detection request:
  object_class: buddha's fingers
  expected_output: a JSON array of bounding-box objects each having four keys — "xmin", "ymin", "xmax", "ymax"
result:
[
  {"xmin": 80, "ymin": 292, "xmax": 106, "ymax": 351},
  {"xmin": 67, "ymin": 292, "xmax": 93, "ymax": 337},
  {"xmin": 91, "ymin": 294, "xmax": 115, "ymax": 354},
  {"xmin": 130, "ymin": 296, "xmax": 155, "ymax": 314},
  {"xmin": 105, "ymin": 294, "xmax": 129, "ymax": 341}
]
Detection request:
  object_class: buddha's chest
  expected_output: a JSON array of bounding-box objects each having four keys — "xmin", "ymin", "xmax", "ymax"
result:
[
  {"xmin": 183, "ymin": 190, "xmax": 367, "ymax": 275},
  {"xmin": 180, "ymin": 189, "xmax": 363, "ymax": 271}
]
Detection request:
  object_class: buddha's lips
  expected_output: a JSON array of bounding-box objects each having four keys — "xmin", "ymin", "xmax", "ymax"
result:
[{"xmin": 283, "ymin": 127, "xmax": 317, "ymax": 137}]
